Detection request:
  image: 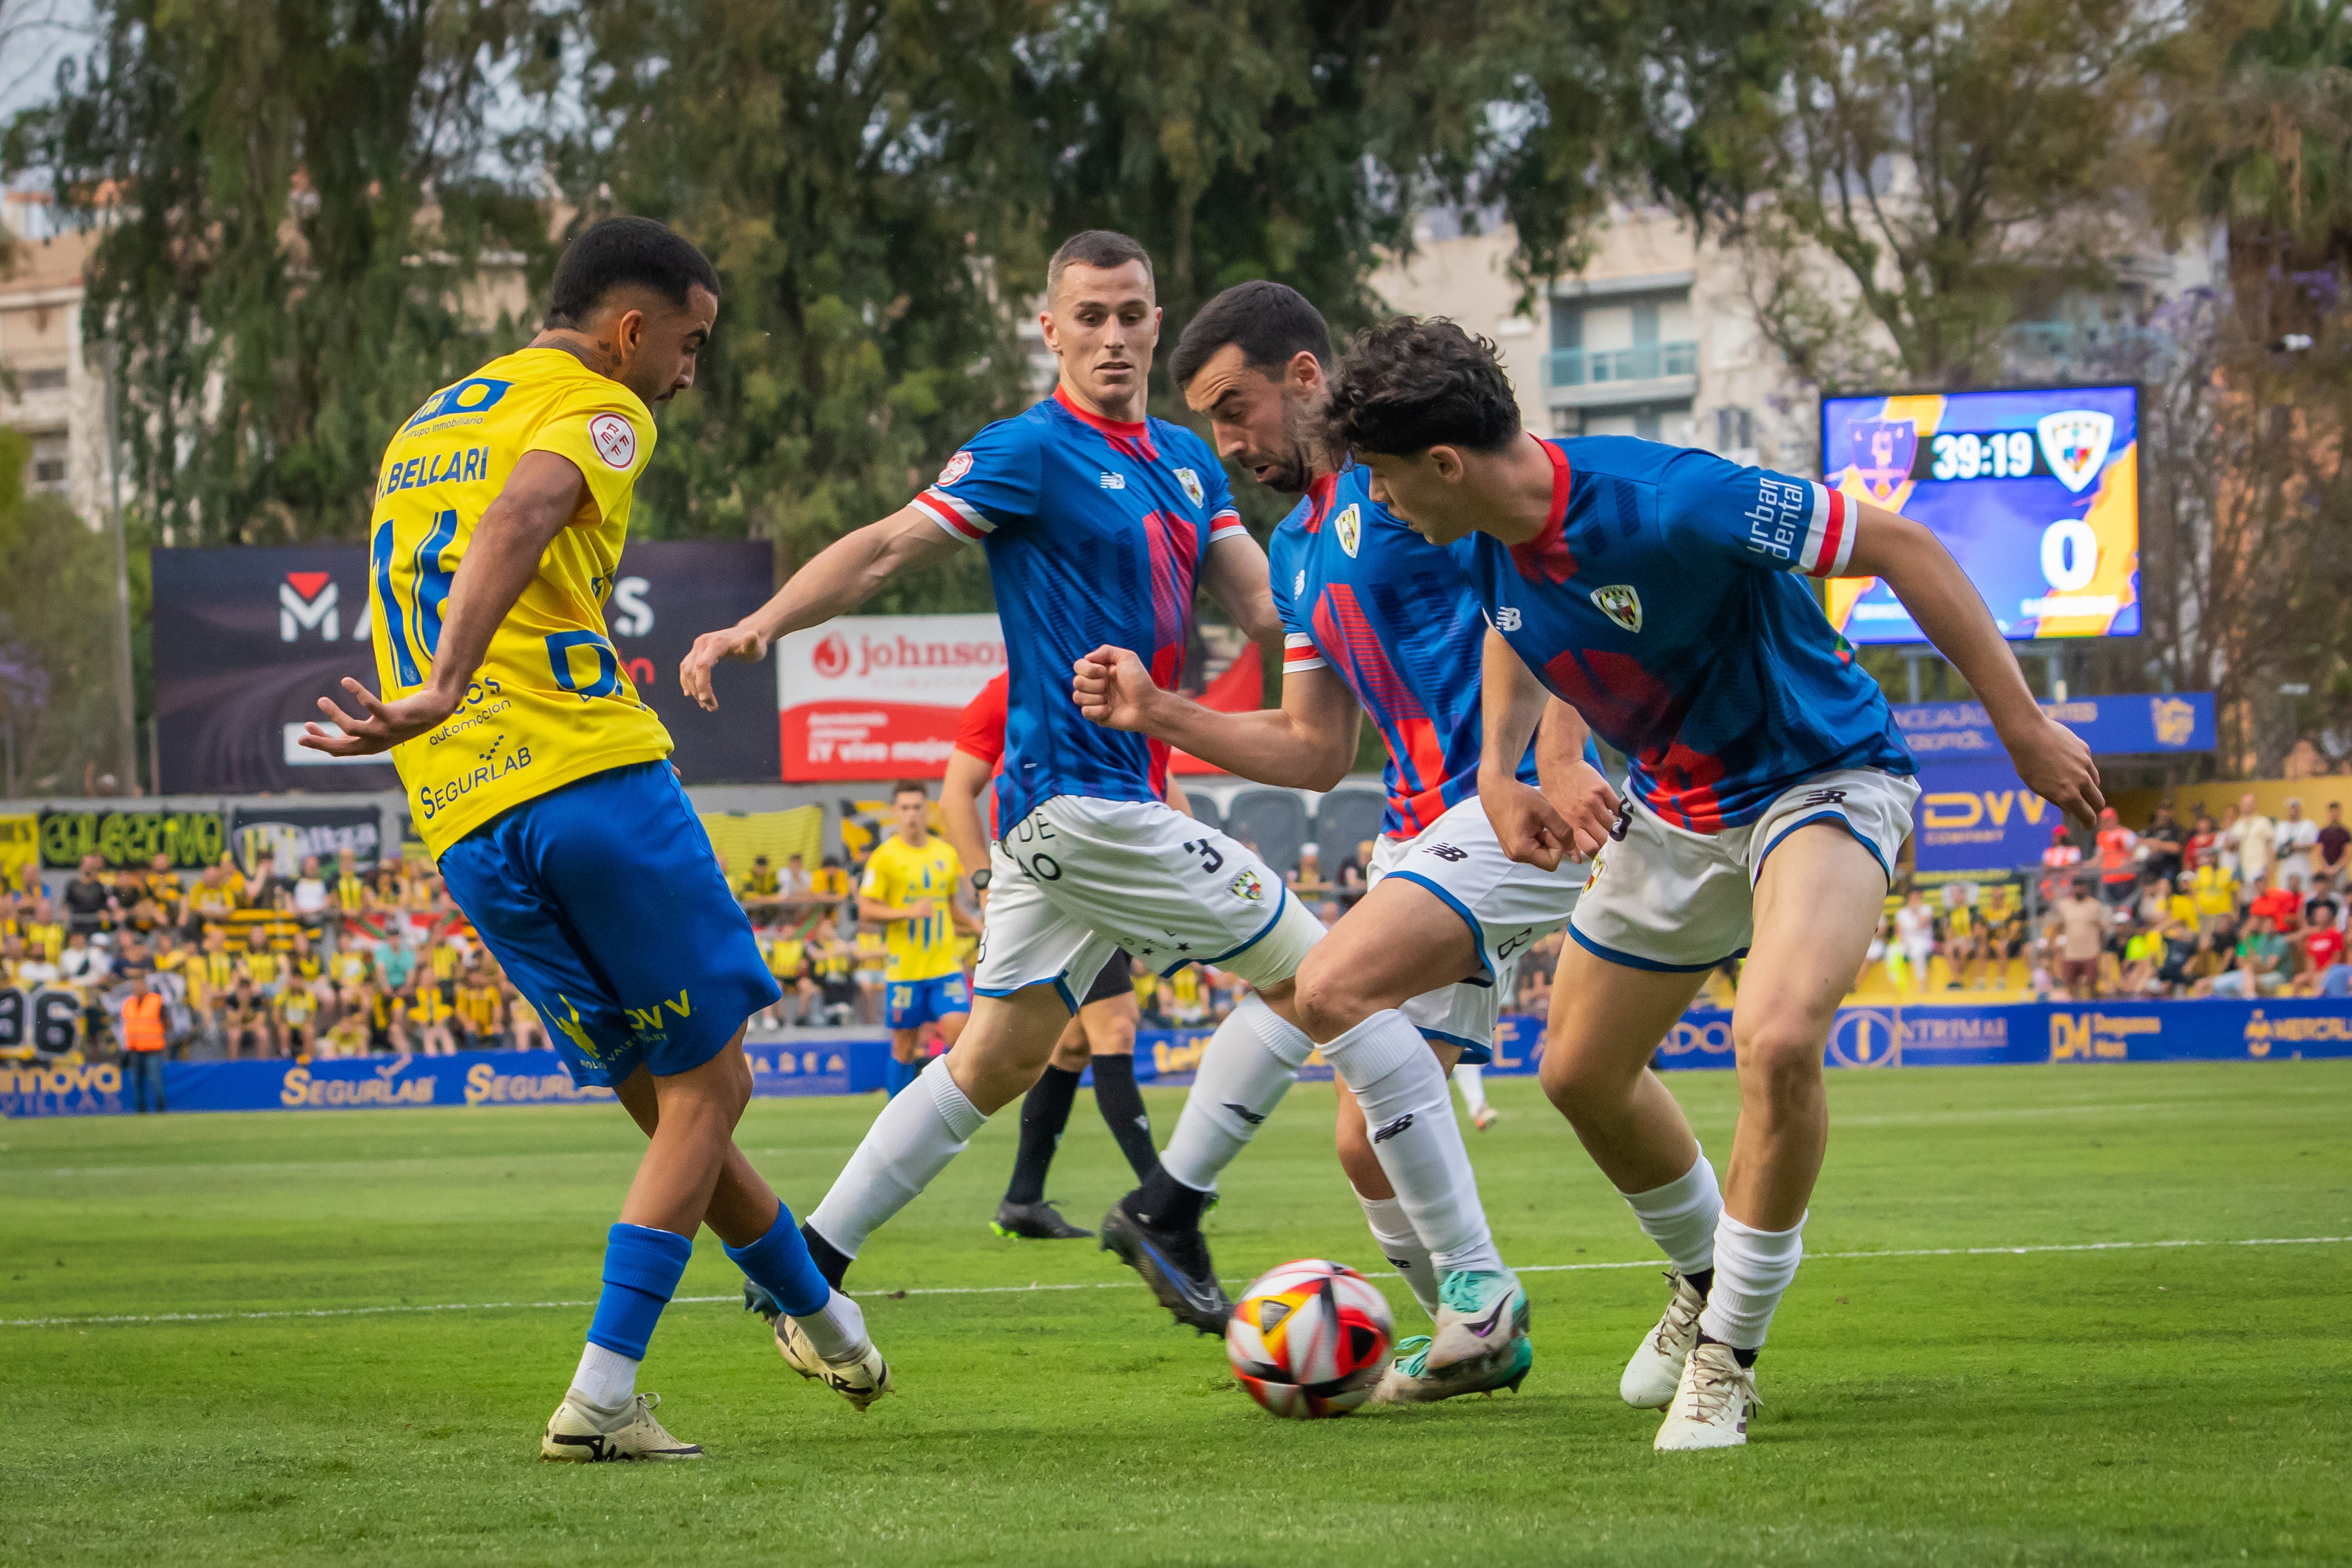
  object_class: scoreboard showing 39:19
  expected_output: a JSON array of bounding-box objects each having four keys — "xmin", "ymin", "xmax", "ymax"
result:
[{"xmin": 1817, "ymin": 384, "xmax": 2139, "ymax": 642}]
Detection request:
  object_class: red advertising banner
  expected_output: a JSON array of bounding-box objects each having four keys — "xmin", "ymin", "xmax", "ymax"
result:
[{"xmin": 774, "ymin": 615, "xmax": 1005, "ymax": 780}]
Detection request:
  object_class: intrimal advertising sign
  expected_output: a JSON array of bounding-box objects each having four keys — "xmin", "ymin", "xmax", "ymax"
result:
[
  {"xmin": 773, "ymin": 614, "xmax": 1006, "ymax": 781},
  {"xmin": 152, "ymin": 541, "xmax": 779, "ymax": 794},
  {"xmin": 1821, "ymin": 385, "xmax": 2140, "ymax": 642},
  {"xmin": 1893, "ymin": 692, "xmax": 2215, "ymax": 759}
]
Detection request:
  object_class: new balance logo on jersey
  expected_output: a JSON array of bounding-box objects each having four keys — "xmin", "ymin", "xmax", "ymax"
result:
[
  {"xmin": 1099, "ymin": 472, "xmax": 1126, "ymax": 489},
  {"xmin": 1223, "ymin": 1102, "xmax": 1267, "ymax": 1126},
  {"xmin": 1798, "ymin": 788, "xmax": 1849, "ymax": 807},
  {"xmin": 1371, "ymin": 1113, "xmax": 1414, "ymax": 1144},
  {"xmin": 1495, "ymin": 606, "xmax": 1523, "ymax": 632}
]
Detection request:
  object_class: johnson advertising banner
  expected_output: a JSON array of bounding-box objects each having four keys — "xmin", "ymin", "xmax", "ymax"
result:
[
  {"xmin": 152, "ymin": 541, "xmax": 779, "ymax": 794},
  {"xmin": 773, "ymin": 614, "xmax": 1005, "ymax": 781}
]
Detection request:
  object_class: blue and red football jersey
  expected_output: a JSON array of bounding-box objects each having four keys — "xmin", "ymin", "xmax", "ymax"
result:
[
  {"xmin": 1272, "ymin": 465, "xmax": 1544, "ymax": 839},
  {"xmin": 916, "ymin": 387, "xmax": 1245, "ymax": 830},
  {"xmin": 1456, "ymin": 437, "xmax": 1913, "ymax": 834}
]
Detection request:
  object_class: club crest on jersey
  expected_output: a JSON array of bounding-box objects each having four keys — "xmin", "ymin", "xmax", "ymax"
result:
[
  {"xmin": 588, "ymin": 412, "xmax": 636, "ymax": 470},
  {"xmin": 1228, "ymin": 868, "xmax": 1266, "ymax": 902},
  {"xmin": 2036, "ymin": 409, "xmax": 2114, "ymax": 494},
  {"xmin": 1175, "ymin": 467, "xmax": 1205, "ymax": 507},
  {"xmin": 1589, "ymin": 584, "xmax": 1643, "ymax": 633},
  {"xmin": 937, "ymin": 449, "xmax": 974, "ymax": 486},
  {"xmin": 1334, "ymin": 503, "xmax": 1362, "ymax": 558}
]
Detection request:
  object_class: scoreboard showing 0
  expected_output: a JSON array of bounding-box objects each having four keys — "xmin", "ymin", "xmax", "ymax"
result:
[{"xmin": 1819, "ymin": 385, "xmax": 2139, "ymax": 642}]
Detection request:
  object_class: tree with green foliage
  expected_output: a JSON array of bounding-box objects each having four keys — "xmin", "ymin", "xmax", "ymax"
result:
[
  {"xmin": 0, "ymin": 429, "xmax": 128, "ymax": 794},
  {"xmin": 5, "ymin": 0, "xmax": 552, "ymax": 547}
]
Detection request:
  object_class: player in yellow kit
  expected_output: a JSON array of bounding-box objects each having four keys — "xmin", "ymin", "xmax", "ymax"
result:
[
  {"xmin": 858, "ymin": 781, "xmax": 972, "ymax": 1096},
  {"xmin": 299, "ymin": 217, "xmax": 886, "ymax": 1463}
]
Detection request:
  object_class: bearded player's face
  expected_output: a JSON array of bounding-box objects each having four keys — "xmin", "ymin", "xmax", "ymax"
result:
[
  {"xmin": 1042, "ymin": 260, "xmax": 1160, "ymax": 420},
  {"xmin": 1182, "ymin": 341, "xmax": 1321, "ymax": 496}
]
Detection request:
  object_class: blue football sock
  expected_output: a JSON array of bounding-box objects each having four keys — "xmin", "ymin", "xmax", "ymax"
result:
[
  {"xmin": 724, "ymin": 1204, "xmax": 831, "ymax": 1319},
  {"xmin": 586, "ymin": 1222, "xmax": 694, "ymax": 1360},
  {"xmin": 886, "ymin": 1055, "xmax": 919, "ymax": 1097}
]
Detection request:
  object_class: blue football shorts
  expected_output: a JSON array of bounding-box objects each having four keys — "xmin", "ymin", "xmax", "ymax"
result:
[
  {"xmin": 886, "ymin": 972, "xmax": 971, "ymax": 1030},
  {"xmin": 438, "ymin": 761, "xmax": 781, "ymax": 1087}
]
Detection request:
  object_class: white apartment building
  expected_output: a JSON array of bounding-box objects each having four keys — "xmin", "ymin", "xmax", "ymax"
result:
[
  {"xmin": 0, "ymin": 198, "xmax": 110, "ymax": 523},
  {"xmin": 1372, "ymin": 204, "xmax": 1814, "ymax": 476}
]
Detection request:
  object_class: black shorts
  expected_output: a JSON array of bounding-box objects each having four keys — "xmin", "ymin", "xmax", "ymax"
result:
[{"xmin": 1079, "ymin": 950, "xmax": 1133, "ymax": 1008}]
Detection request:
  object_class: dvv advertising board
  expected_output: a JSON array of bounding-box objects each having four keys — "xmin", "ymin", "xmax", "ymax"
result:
[{"xmin": 1821, "ymin": 385, "xmax": 2139, "ymax": 642}]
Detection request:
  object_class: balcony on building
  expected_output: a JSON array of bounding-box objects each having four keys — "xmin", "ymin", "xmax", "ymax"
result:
[{"xmin": 1542, "ymin": 270, "xmax": 1699, "ymax": 411}]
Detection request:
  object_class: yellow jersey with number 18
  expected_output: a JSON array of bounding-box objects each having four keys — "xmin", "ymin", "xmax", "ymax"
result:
[{"xmin": 368, "ymin": 348, "xmax": 674, "ymax": 857}]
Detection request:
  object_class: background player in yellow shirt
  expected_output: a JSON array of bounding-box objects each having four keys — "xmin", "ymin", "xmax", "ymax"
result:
[
  {"xmin": 859, "ymin": 781, "xmax": 973, "ymax": 1096},
  {"xmin": 298, "ymin": 217, "xmax": 884, "ymax": 1461}
]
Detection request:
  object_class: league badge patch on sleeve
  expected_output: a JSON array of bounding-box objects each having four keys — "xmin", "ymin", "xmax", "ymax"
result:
[
  {"xmin": 588, "ymin": 412, "xmax": 637, "ymax": 470},
  {"xmin": 1590, "ymin": 584, "xmax": 1644, "ymax": 633},
  {"xmin": 937, "ymin": 449, "xmax": 974, "ymax": 486},
  {"xmin": 1228, "ymin": 868, "xmax": 1266, "ymax": 902},
  {"xmin": 1175, "ymin": 467, "xmax": 1206, "ymax": 507}
]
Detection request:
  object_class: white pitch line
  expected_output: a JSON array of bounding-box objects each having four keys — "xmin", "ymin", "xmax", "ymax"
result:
[{"xmin": 3, "ymin": 1235, "xmax": 2345, "ymax": 1329}]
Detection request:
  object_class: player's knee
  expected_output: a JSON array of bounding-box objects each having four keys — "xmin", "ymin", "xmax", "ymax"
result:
[
  {"xmin": 1538, "ymin": 1037, "xmax": 1633, "ymax": 1112},
  {"xmin": 1085, "ymin": 1012, "xmax": 1137, "ymax": 1057},
  {"xmin": 1734, "ymin": 1019, "xmax": 1825, "ymax": 1100},
  {"xmin": 1048, "ymin": 1036, "xmax": 1091, "ymax": 1074},
  {"xmin": 1290, "ymin": 955, "xmax": 1370, "ymax": 1043}
]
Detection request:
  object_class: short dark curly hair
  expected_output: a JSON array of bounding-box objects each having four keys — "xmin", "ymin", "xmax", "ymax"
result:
[{"xmin": 1323, "ymin": 317, "xmax": 1521, "ymax": 456}]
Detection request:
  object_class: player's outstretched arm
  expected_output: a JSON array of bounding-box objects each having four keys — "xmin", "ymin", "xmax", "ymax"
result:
[
  {"xmin": 1478, "ymin": 627, "xmax": 1592, "ymax": 870},
  {"xmin": 938, "ymin": 748, "xmax": 995, "ymax": 895},
  {"xmin": 679, "ymin": 505, "xmax": 963, "ymax": 711},
  {"xmin": 301, "ymin": 451, "xmax": 587, "ymax": 757},
  {"xmin": 1071, "ymin": 644, "xmax": 1361, "ymax": 790},
  {"xmin": 1844, "ymin": 500, "xmax": 2104, "ymax": 829}
]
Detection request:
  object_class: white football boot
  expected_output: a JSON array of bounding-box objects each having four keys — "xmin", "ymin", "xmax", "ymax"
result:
[
  {"xmin": 778, "ymin": 1315, "xmax": 896, "ymax": 1412},
  {"xmin": 1652, "ymin": 1340, "xmax": 1759, "ymax": 1451},
  {"xmin": 541, "ymin": 1391, "xmax": 703, "ymax": 1461},
  {"xmin": 1621, "ymin": 1268, "xmax": 1707, "ymax": 1409}
]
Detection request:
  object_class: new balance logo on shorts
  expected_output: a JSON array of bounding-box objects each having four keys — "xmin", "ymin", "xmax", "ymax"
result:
[
  {"xmin": 1371, "ymin": 1113, "xmax": 1414, "ymax": 1144},
  {"xmin": 1224, "ymin": 1102, "xmax": 1266, "ymax": 1126},
  {"xmin": 1799, "ymin": 788, "xmax": 1849, "ymax": 807},
  {"xmin": 1424, "ymin": 843, "xmax": 1468, "ymax": 862}
]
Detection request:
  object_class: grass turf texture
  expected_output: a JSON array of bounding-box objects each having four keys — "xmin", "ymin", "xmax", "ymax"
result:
[{"xmin": 2, "ymin": 1060, "xmax": 2347, "ymax": 1567}]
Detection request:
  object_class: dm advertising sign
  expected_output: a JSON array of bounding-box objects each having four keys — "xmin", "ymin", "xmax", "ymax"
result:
[
  {"xmin": 1821, "ymin": 385, "xmax": 2139, "ymax": 642},
  {"xmin": 151, "ymin": 541, "xmax": 779, "ymax": 794},
  {"xmin": 774, "ymin": 614, "xmax": 1006, "ymax": 781},
  {"xmin": 1894, "ymin": 692, "xmax": 2215, "ymax": 760}
]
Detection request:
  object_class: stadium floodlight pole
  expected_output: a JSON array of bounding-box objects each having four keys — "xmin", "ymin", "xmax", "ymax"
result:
[{"xmin": 97, "ymin": 338, "xmax": 140, "ymax": 796}]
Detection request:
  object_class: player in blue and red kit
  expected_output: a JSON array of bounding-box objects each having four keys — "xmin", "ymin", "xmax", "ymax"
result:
[
  {"xmin": 1322, "ymin": 318, "xmax": 2102, "ymax": 1449},
  {"xmin": 1076, "ymin": 282, "xmax": 1613, "ymax": 1401},
  {"xmin": 680, "ymin": 232, "xmax": 1323, "ymax": 1335}
]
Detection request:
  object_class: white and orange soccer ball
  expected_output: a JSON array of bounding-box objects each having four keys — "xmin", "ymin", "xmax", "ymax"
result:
[{"xmin": 1224, "ymin": 1259, "xmax": 1396, "ymax": 1418}]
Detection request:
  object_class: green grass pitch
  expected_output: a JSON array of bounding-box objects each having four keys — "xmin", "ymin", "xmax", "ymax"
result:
[{"xmin": 3, "ymin": 1060, "xmax": 2348, "ymax": 1567}]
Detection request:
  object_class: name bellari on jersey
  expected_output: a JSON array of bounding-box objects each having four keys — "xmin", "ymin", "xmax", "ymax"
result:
[
  {"xmin": 1272, "ymin": 465, "xmax": 1543, "ymax": 840},
  {"xmin": 1456, "ymin": 437, "xmax": 1913, "ymax": 834},
  {"xmin": 368, "ymin": 349, "xmax": 673, "ymax": 856},
  {"xmin": 916, "ymin": 386, "xmax": 1246, "ymax": 830}
]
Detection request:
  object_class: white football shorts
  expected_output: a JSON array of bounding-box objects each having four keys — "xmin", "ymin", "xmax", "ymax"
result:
[
  {"xmin": 1569, "ymin": 767, "xmax": 1919, "ymax": 972},
  {"xmin": 1369, "ymin": 793, "xmax": 1584, "ymax": 1059},
  {"xmin": 975, "ymin": 794, "xmax": 1325, "ymax": 1008}
]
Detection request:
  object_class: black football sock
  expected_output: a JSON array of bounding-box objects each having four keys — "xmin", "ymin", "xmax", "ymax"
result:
[
  {"xmin": 1131, "ymin": 1163, "xmax": 1210, "ymax": 1231},
  {"xmin": 1004, "ymin": 1065, "xmax": 1082, "ymax": 1206},
  {"xmin": 1696, "ymin": 1329, "xmax": 1758, "ymax": 1368},
  {"xmin": 801, "ymin": 1221, "xmax": 852, "ymax": 1292},
  {"xmin": 1087, "ymin": 1054, "xmax": 1162, "ymax": 1183},
  {"xmin": 1685, "ymin": 1267, "xmax": 1715, "ymax": 1300}
]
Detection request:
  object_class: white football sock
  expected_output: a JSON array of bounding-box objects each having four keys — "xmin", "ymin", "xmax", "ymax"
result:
[
  {"xmin": 1356, "ymin": 1191, "xmax": 1442, "ymax": 1320},
  {"xmin": 1696, "ymin": 1210, "xmax": 1806, "ymax": 1351},
  {"xmin": 807, "ymin": 1057, "xmax": 986, "ymax": 1256},
  {"xmin": 1621, "ymin": 1149, "xmax": 1722, "ymax": 1277},
  {"xmin": 570, "ymin": 1341, "xmax": 638, "ymax": 1410},
  {"xmin": 789, "ymin": 1288, "xmax": 869, "ymax": 1360},
  {"xmin": 1320, "ymin": 1009, "xmax": 1503, "ymax": 1275},
  {"xmin": 1159, "ymin": 994, "xmax": 1315, "ymax": 1193},
  {"xmin": 1453, "ymin": 1062, "xmax": 1489, "ymax": 1117}
]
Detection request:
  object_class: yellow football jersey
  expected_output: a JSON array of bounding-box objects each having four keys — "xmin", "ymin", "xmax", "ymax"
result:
[
  {"xmin": 368, "ymin": 348, "xmax": 673, "ymax": 856},
  {"xmin": 860, "ymin": 834, "xmax": 963, "ymax": 982}
]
